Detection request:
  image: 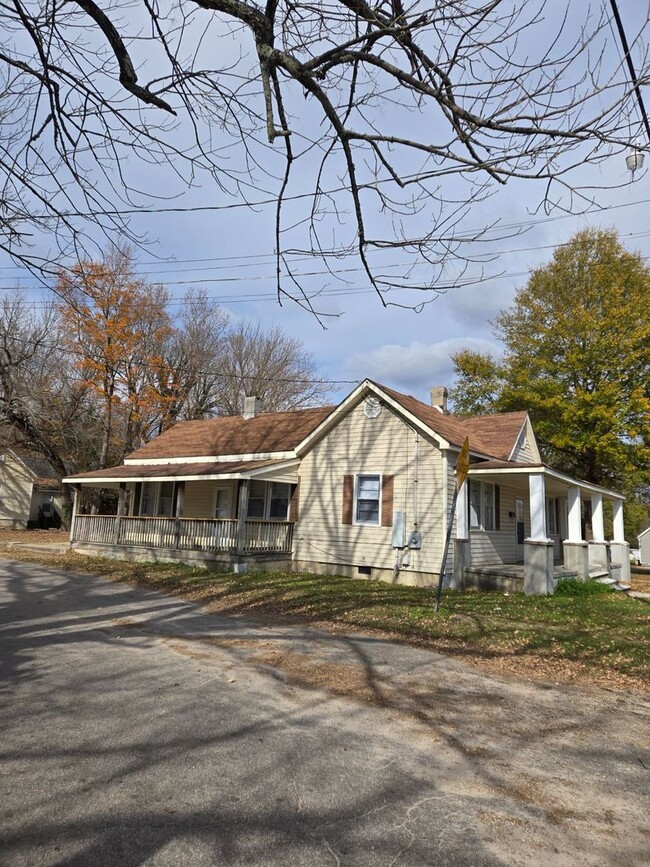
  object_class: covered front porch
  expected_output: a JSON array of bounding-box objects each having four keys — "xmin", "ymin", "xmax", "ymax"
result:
[
  {"xmin": 453, "ymin": 462, "xmax": 629, "ymax": 594},
  {"xmin": 65, "ymin": 460, "xmax": 299, "ymax": 570}
]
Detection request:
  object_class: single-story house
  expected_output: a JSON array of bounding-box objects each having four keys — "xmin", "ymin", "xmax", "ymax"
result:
[
  {"xmin": 63, "ymin": 380, "xmax": 630, "ymax": 594},
  {"xmin": 639, "ymin": 526, "xmax": 650, "ymax": 566},
  {"xmin": 0, "ymin": 451, "xmax": 63, "ymax": 529}
]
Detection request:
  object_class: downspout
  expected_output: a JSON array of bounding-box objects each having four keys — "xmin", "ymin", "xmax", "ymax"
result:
[
  {"xmin": 441, "ymin": 449, "xmax": 448, "ymax": 556},
  {"xmin": 396, "ymin": 423, "xmax": 419, "ymax": 576}
]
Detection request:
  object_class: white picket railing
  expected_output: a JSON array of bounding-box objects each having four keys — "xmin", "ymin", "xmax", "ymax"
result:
[{"xmin": 73, "ymin": 514, "xmax": 293, "ymax": 555}]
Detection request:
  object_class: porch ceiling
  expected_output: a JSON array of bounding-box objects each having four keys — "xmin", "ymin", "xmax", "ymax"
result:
[
  {"xmin": 467, "ymin": 461, "xmax": 623, "ymax": 500},
  {"xmin": 64, "ymin": 459, "xmax": 299, "ymax": 486}
]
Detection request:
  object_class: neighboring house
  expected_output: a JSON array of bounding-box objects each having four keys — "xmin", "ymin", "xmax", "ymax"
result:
[
  {"xmin": 63, "ymin": 380, "xmax": 630, "ymax": 594},
  {"xmin": 639, "ymin": 526, "xmax": 650, "ymax": 566},
  {"xmin": 0, "ymin": 451, "xmax": 63, "ymax": 529}
]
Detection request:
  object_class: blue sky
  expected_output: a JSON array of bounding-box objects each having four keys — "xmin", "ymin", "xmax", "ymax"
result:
[{"xmin": 1, "ymin": 1, "xmax": 649, "ymax": 406}]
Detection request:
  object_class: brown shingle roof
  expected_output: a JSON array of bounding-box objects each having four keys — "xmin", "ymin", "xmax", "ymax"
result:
[
  {"xmin": 377, "ymin": 385, "xmax": 527, "ymax": 460},
  {"xmin": 461, "ymin": 412, "xmax": 528, "ymax": 461},
  {"xmin": 65, "ymin": 460, "xmax": 279, "ymax": 482},
  {"xmin": 125, "ymin": 406, "xmax": 335, "ymax": 462}
]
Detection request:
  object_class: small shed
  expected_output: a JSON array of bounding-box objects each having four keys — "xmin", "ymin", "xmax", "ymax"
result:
[{"xmin": 639, "ymin": 526, "xmax": 650, "ymax": 566}]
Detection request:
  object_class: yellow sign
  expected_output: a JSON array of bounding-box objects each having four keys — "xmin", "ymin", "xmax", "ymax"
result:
[{"xmin": 456, "ymin": 436, "xmax": 470, "ymax": 490}]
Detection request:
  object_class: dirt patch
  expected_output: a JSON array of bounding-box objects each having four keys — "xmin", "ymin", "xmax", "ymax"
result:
[
  {"xmin": 0, "ymin": 529, "xmax": 69, "ymax": 545},
  {"xmin": 631, "ymin": 570, "xmax": 650, "ymax": 593}
]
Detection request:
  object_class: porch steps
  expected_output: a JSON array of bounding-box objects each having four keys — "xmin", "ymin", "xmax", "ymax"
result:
[{"xmin": 595, "ymin": 574, "xmax": 631, "ymax": 593}]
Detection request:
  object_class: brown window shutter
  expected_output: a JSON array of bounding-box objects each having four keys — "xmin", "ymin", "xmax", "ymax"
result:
[
  {"xmin": 342, "ymin": 475, "xmax": 353, "ymax": 524},
  {"xmin": 289, "ymin": 478, "xmax": 300, "ymax": 522},
  {"xmin": 381, "ymin": 475, "xmax": 394, "ymax": 527}
]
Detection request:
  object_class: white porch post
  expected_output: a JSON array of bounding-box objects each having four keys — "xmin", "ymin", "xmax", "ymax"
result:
[
  {"xmin": 588, "ymin": 492, "xmax": 609, "ymax": 574},
  {"xmin": 524, "ymin": 472, "xmax": 554, "ymax": 595},
  {"xmin": 567, "ymin": 486, "xmax": 582, "ymax": 542},
  {"xmin": 609, "ymin": 499, "xmax": 630, "ymax": 584},
  {"xmin": 452, "ymin": 480, "xmax": 469, "ymax": 590},
  {"xmin": 528, "ymin": 473, "xmax": 548, "ymax": 542},
  {"xmin": 456, "ymin": 481, "xmax": 468, "ymax": 539},
  {"xmin": 612, "ymin": 499, "xmax": 625, "ymax": 542},
  {"xmin": 69, "ymin": 484, "xmax": 81, "ymax": 543},
  {"xmin": 563, "ymin": 485, "xmax": 589, "ymax": 579},
  {"xmin": 590, "ymin": 493, "xmax": 605, "ymax": 542},
  {"xmin": 235, "ymin": 479, "xmax": 250, "ymax": 560}
]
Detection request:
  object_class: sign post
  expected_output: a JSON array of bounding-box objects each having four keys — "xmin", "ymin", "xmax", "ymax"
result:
[{"xmin": 434, "ymin": 437, "xmax": 470, "ymax": 612}]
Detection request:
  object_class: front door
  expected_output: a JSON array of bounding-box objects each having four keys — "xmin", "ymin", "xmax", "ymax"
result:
[
  {"xmin": 213, "ymin": 486, "xmax": 232, "ymax": 519},
  {"xmin": 515, "ymin": 497, "xmax": 525, "ymax": 562}
]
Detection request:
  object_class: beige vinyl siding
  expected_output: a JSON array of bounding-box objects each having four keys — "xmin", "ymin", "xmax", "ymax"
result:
[
  {"xmin": 294, "ymin": 401, "xmax": 447, "ymax": 582},
  {"xmin": 182, "ymin": 480, "xmax": 235, "ymax": 518},
  {"xmin": 510, "ymin": 419, "xmax": 540, "ymax": 464},
  {"xmin": 469, "ymin": 483, "xmax": 525, "ymax": 565},
  {"xmin": 0, "ymin": 453, "xmax": 34, "ymax": 528},
  {"xmin": 445, "ymin": 452, "xmax": 458, "ymax": 574}
]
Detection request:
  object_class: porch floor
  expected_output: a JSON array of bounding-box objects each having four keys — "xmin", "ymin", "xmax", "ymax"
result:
[{"xmin": 465, "ymin": 563, "xmax": 576, "ymax": 579}]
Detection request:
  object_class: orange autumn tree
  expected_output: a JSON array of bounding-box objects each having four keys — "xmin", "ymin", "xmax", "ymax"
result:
[{"xmin": 57, "ymin": 247, "xmax": 173, "ymax": 468}]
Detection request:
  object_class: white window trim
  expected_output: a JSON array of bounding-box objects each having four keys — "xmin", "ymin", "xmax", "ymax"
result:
[
  {"xmin": 470, "ymin": 480, "xmax": 496, "ymax": 532},
  {"xmin": 246, "ymin": 480, "xmax": 292, "ymax": 521},
  {"xmin": 139, "ymin": 480, "xmax": 176, "ymax": 517},
  {"xmin": 353, "ymin": 473, "xmax": 382, "ymax": 527}
]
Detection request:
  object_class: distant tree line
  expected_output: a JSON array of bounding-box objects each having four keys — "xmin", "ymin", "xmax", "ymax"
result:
[{"xmin": 0, "ymin": 247, "xmax": 330, "ymax": 484}]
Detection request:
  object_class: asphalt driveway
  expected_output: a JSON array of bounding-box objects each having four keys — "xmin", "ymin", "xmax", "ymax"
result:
[{"xmin": 0, "ymin": 557, "xmax": 648, "ymax": 866}]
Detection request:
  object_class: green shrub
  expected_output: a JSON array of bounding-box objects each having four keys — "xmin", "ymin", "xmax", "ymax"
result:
[{"xmin": 555, "ymin": 577, "xmax": 614, "ymax": 597}]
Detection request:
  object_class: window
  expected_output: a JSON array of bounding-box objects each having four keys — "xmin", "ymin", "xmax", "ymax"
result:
[
  {"xmin": 246, "ymin": 481, "xmax": 292, "ymax": 520},
  {"xmin": 140, "ymin": 481, "xmax": 176, "ymax": 517},
  {"xmin": 247, "ymin": 480, "xmax": 266, "ymax": 518},
  {"xmin": 269, "ymin": 483, "xmax": 291, "ymax": 518},
  {"xmin": 546, "ymin": 497, "xmax": 559, "ymax": 535},
  {"xmin": 355, "ymin": 474, "xmax": 381, "ymax": 525},
  {"xmin": 469, "ymin": 480, "xmax": 498, "ymax": 531},
  {"xmin": 140, "ymin": 481, "xmax": 157, "ymax": 516}
]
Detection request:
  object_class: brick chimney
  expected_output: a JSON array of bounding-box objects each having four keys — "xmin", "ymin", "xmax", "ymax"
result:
[
  {"xmin": 430, "ymin": 386, "xmax": 448, "ymax": 414},
  {"xmin": 243, "ymin": 396, "xmax": 262, "ymax": 419}
]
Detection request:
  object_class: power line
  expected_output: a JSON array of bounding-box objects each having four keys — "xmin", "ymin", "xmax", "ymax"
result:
[{"xmin": 608, "ymin": 0, "xmax": 650, "ymax": 144}]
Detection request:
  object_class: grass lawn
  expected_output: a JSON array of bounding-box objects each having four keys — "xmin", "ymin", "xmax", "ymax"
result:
[{"xmin": 2, "ymin": 534, "xmax": 648, "ymax": 694}]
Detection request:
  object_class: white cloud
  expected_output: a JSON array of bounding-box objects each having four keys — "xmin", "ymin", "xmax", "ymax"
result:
[{"xmin": 345, "ymin": 337, "xmax": 502, "ymax": 401}]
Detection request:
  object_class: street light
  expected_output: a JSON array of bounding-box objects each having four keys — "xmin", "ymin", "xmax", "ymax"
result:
[{"xmin": 626, "ymin": 150, "xmax": 645, "ymax": 175}]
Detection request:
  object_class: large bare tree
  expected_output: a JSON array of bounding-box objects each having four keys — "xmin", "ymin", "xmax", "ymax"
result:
[{"xmin": 2, "ymin": 1, "xmax": 648, "ymax": 315}]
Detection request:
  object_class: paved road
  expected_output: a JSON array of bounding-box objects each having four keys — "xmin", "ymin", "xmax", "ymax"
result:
[{"xmin": 0, "ymin": 558, "xmax": 648, "ymax": 866}]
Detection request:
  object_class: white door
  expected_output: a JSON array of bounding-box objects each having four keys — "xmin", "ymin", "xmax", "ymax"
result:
[
  {"xmin": 213, "ymin": 486, "xmax": 232, "ymax": 519},
  {"xmin": 515, "ymin": 497, "xmax": 525, "ymax": 562}
]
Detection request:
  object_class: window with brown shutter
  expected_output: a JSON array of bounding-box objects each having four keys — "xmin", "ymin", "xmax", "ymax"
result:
[
  {"xmin": 342, "ymin": 474, "xmax": 353, "ymax": 524},
  {"xmin": 381, "ymin": 475, "xmax": 394, "ymax": 527}
]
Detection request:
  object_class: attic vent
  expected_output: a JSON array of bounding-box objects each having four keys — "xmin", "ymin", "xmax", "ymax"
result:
[{"xmin": 243, "ymin": 396, "xmax": 262, "ymax": 419}]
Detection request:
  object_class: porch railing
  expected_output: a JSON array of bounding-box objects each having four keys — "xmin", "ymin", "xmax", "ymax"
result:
[{"xmin": 72, "ymin": 514, "xmax": 293, "ymax": 556}]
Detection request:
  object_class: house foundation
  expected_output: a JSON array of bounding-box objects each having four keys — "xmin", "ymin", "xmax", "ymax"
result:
[
  {"xmin": 563, "ymin": 541, "xmax": 590, "ymax": 579},
  {"xmin": 587, "ymin": 541, "xmax": 609, "ymax": 573},
  {"xmin": 71, "ymin": 541, "xmax": 291, "ymax": 573},
  {"xmin": 609, "ymin": 541, "xmax": 631, "ymax": 584},
  {"xmin": 524, "ymin": 539, "xmax": 554, "ymax": 595}
]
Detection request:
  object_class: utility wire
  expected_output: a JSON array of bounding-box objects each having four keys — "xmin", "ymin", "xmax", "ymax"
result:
[{"xmin": 608, "ymin": 0, "xmax": 650, "ymax": 143}]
